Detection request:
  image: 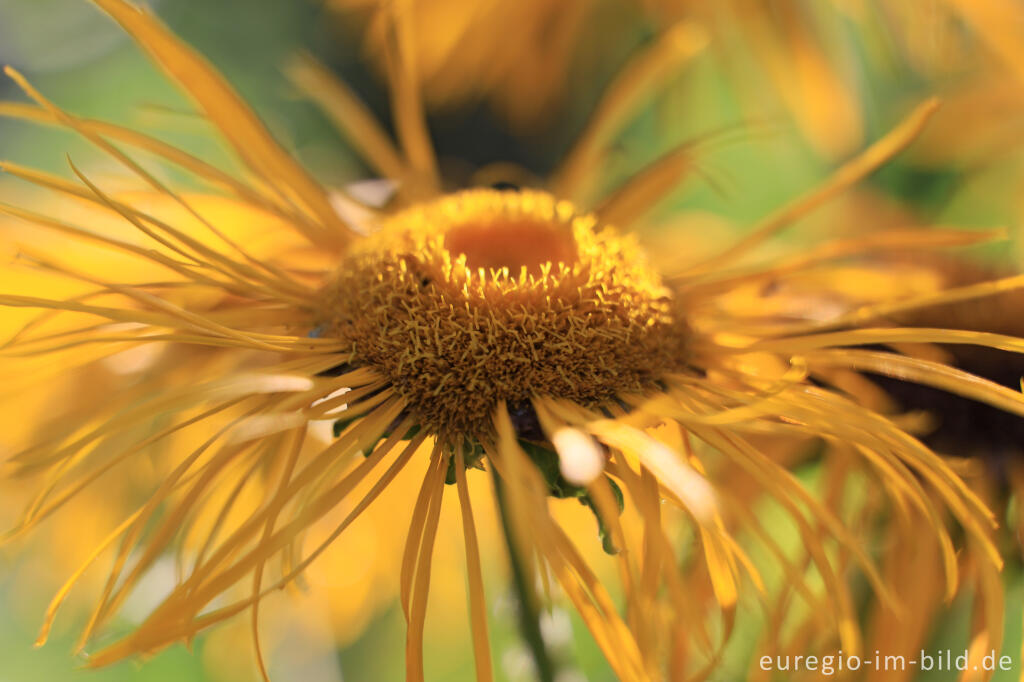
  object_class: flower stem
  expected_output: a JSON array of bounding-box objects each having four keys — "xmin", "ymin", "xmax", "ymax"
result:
[{"xmin": 492, "ymin": 470, "xmax": 557, "ymax": 682}]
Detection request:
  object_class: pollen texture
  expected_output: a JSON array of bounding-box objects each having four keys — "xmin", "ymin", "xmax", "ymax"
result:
[{"xmin": 321, "ymin": 189, "xmax": 689, "ymax": 436}]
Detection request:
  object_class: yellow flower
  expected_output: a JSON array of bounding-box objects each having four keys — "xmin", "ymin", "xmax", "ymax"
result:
[
  {"xmin": 328, "ymin": 0, "xmax": 613, "ymax": 132},
  {"xmin": 654, "ymin": 0, "xmax": 1024, "ymax": 163},
  {"xmin": 3, "ymin": 1, "xmax": 1024, "ymax": 681},
  {"xmin": 334, "ymin": 0, "xmax": 1024, "ymax": 161}
]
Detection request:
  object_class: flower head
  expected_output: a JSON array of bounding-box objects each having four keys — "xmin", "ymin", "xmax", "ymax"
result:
[
  {"xmin": 2, "ymin": 1, "xmax": 1024, "ymax": 681},
  {"xmin": 322, "ymin": 188, "xmax": 687, "ymax": 437}
]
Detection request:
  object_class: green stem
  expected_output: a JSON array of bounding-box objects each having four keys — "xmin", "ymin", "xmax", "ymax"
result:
[{"xmin": 492, "ymin": 470, "xmax": 557, "ymax": 682}]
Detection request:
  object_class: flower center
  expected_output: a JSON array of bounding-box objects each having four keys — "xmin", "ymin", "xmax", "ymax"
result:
[
  {"xmin": 444, "ymin": 218, "xmax": 578, "ymax": 275},
  {"xmin": 321, "ymin": 189, "xmax": 688, "ymax": 437}
]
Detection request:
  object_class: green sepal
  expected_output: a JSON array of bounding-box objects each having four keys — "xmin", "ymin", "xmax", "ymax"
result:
[
  {"xmin": 445, "ymin": 455, "xmax": 458, "ymax": 485},
  {"xmin": 445, "ymin": 438, "xmax": 487, "ymax": 485},
  {"xmin": 518, "ymin": 438, "xmax": 622, "ymax": 555},
  {"xmin": 332, "ymin": 415, "xmax": 359, "ymax": 438},
  {"xmin": 579, "ymin": 476, "xmax": 625, "ymax": 555},
  {"xmin": 517, "ymin": 439, "xmax": 586, "ymax": 499},
  {"xmin": 607, "ymin": 476, "xmax": 625, "ymax": 513}
]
